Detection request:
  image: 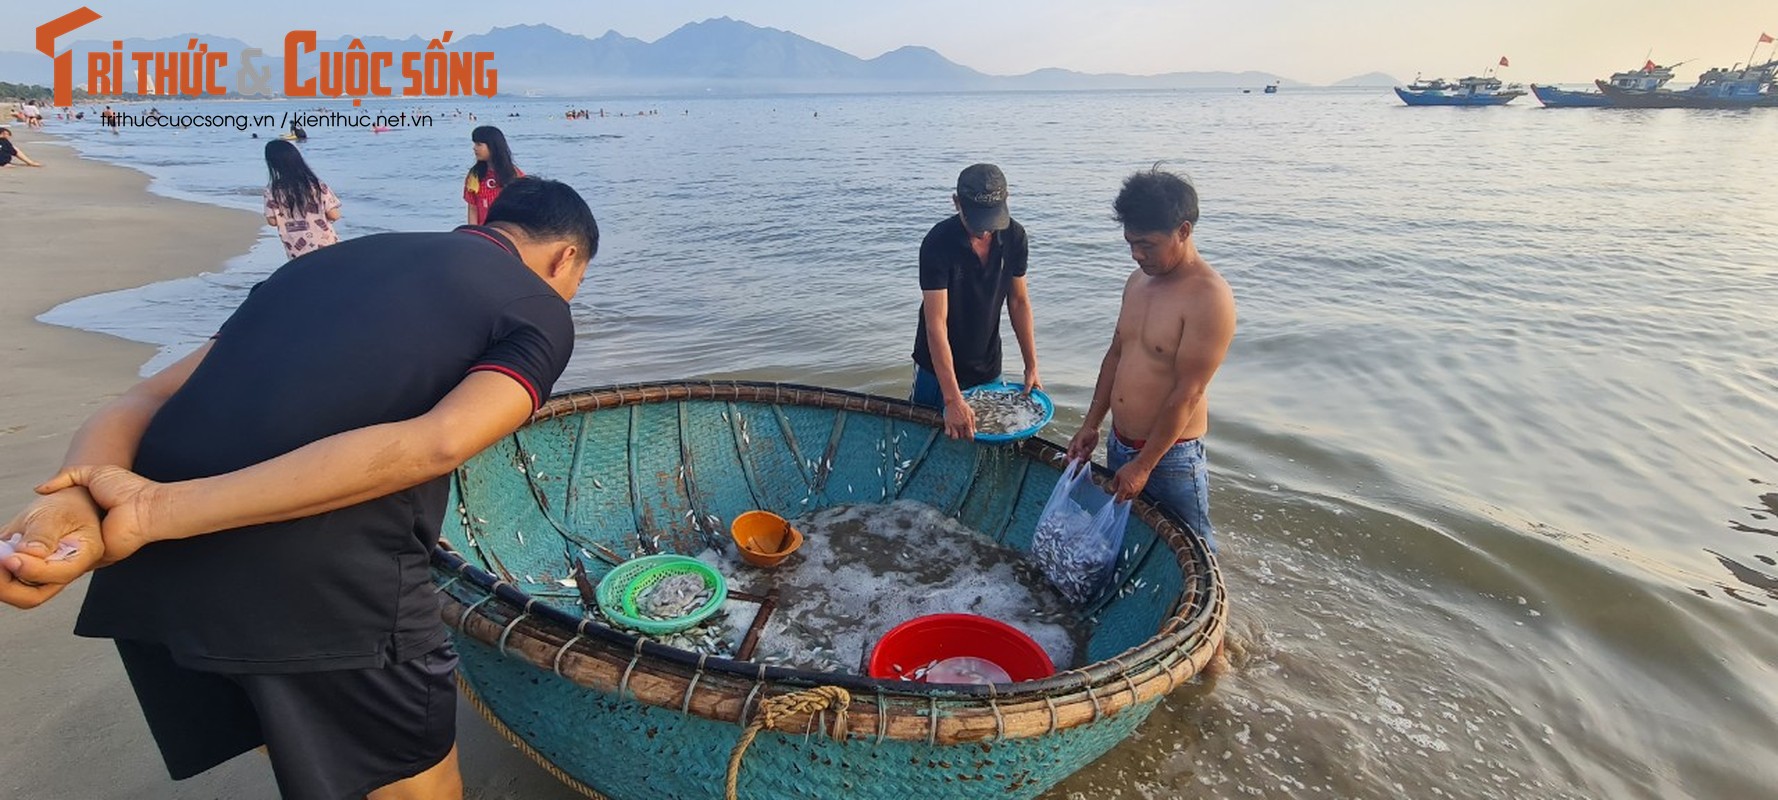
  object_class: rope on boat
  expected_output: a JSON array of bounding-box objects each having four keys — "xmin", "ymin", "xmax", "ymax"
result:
[
  {"xmin": 724, "ymin": 686, "xmax": 851, "ymax": 800},
  {"xmin": 458, "ymin": 673, "xmax": 613, "ymax": 800}
]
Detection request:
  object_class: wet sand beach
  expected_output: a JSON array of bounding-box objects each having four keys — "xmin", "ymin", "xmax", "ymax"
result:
[{"xmin": 0, "ymin": 131, "xmax": 576, "ymax": 800}]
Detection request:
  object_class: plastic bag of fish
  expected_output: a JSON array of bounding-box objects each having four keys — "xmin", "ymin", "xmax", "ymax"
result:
[{"xmin": 1029, "ymin": 459, "xmax": 1130, "ymax": 604}]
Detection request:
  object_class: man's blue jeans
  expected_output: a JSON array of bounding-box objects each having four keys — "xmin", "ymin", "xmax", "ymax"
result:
[{"xmin": 1107, "ymin": 434, "xmax": 1217, "ymax": 552}]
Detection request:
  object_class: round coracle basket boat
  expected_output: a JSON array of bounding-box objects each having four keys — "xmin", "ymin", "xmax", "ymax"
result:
[{"xmin": 432, "ymin": 381, "xmax": 1226, "ymax": 800}]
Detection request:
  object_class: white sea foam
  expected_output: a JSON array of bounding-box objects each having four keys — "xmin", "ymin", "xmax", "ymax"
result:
[{"xmin": 691, "ymin": 500, "xmax": 1083, "ymax": 676}]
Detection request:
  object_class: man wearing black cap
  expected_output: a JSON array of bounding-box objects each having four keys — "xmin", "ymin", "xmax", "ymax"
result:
[{"xmin": 911, "ymin": 163, "xmax": 1041, "ymax": 439}]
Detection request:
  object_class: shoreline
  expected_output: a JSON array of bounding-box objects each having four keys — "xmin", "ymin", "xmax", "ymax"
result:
[
  {"xmin": 0, "ymin": 128, "xmax": 277, "ymax": 797},
  {"xmin": 0, "ymin": 127, "xmax": 262, "ymax": 508}
]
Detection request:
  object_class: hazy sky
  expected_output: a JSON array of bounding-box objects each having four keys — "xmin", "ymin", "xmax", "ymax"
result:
[{"xmin": 7, "ymin": 0, "xmax": 1776, "ymax": 84}]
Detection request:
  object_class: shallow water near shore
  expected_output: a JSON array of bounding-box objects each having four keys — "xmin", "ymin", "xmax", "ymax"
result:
[{"xmin": 37, "ymin": 89, "xmax": 1778, "ymax": 798}]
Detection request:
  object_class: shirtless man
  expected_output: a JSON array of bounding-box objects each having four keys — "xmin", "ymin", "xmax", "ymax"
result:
[{"xmin": 1066, "ymin": 168, "xmax": 1235, "ymax": 556}]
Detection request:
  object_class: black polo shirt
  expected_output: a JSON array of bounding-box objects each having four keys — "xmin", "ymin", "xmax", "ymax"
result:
[
  {"xmin": 0, "ymin": 138, "xmax": 18, "ymax": 166},
  {"xmin": 75, "ymin": 225, "xmax": 574, "ymax": 674},
  {"xmin": 911, "ymin": 215, "xmax": 1029, "ymax": 389}
]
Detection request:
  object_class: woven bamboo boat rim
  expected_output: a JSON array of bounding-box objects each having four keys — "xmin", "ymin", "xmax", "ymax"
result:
[{"xmin": 438, "ymin": 380, "xmax": 1227, "ymax": 746}]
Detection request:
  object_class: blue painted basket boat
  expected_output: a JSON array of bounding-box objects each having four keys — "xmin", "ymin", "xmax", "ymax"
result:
[{"xmin": 433, "ymin": 381, "xmax": 1226, "ymax": 800}]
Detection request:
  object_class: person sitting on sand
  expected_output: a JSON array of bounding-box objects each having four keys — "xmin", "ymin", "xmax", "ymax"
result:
[
  {"xmin": 1065, "ymin": 167, "xmax": 1235, "ymax": 559},
  {"xmin": 910, "ymin": 163, "xmax": 1041, "ymax": 439},
  {"xmin": 0, "ymin": 177, "xmax": 599, "ymax": 799},
  {"xmin": 262, "ymin": 139, "xmax": 342, "ymax": 259},
  {"xmin": 0, "ymin": 127, "xmax": 43, "ymax": 167}
]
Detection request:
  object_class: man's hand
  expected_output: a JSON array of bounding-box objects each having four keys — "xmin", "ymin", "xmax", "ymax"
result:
[
  {"xmin": 0, "ymin": 488, "xmax": 104, "ymax": 609},
  {"xmin": 37, "ymin": 466, "xmax": 165, "ymax": 567},
  {"xmin": 1022, "ymin": 367, "xmax": 1042, "ymax": 395},
  {"xmin": 942, "ymin": 399, "xmax": 977, "ymax": 440},
  {"xmin": 1066, "ymin": 426, "xmax": 1100, "ymax": 465},
  {"xmin": 1110, "ymin": 460, "xmax": 1153, "ymax": 503}
]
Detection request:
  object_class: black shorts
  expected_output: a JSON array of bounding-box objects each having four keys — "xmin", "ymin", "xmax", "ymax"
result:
[{"xmin": 114, "ymin": 639, "xmax": 459, "ymax": 800}]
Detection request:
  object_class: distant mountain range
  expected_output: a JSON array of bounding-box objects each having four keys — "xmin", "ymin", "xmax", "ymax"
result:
[
  {"xmin": 0, "ymin": 17, "xmax": 1398, "ymax": 97},
  {"xmin": 1331, "ymin": 72, "xmax": 1402, "ymax": 87}
]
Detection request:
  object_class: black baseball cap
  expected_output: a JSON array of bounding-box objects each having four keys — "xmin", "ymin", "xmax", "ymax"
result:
[{"xmin": 955, "ymin": 163, "xmax": 1010, "ymax": 233}]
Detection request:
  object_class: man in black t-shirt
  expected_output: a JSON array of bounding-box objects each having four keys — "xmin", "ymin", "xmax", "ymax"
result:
[
  {"xmin": 911, "ymin": 163, "xmax": 1041, "ymax": 438},
  {"xmin": 0, "ymin": 127, "xmax": 44, "ymax": 167},
  {"xmin": 0, "ymin": 178, "xmax": 598, "ymax": 799}
]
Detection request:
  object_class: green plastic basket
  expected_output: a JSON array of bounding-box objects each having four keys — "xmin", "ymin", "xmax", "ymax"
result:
[{"xmin": 594, "ymin": 555, "xmax": 728, "ymax": 635}]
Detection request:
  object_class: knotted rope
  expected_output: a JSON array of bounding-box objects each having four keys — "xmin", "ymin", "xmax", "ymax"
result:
[{"xmin": 725, "ymin": 686, "xmax": 852, "ymax": 800}]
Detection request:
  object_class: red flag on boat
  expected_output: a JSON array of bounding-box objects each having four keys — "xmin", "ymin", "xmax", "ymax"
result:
[
  {"xmin": 1643, "ymin": 59, "xmax": 1657, "ymax": 72},
  {"xmin": 1498, "ymin": 56, "xmax": 1510, "ymax": 67},
  {"xmin": 1761, "ymin": 32, "xmax": 1774, "ymax": 44}
]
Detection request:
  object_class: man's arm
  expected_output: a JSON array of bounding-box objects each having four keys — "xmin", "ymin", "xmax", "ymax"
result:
[
  {"xmin": 922, "ymin": 290, "xmax": 977, "ymax": 438},
  {"xmin": 1066, "ymin": 325, "xmax": 1124, "ymax": 464},
  {"xmin": 43, "ymin": 370, "xmax": 537, "ymax": 562},
  {"xmin": 1, "ymin": 342, "xmax": 211, "ymax": 605},
  {"xmin": 1111, "ymin": 286, "xmax": 1236, "ymax": 501},
  {"xmin": 1068, "ymin": 275, "xmax": 1138, "ymax": 464},
  {"xmin": 13, "ymin": 147, "xmax": 42, "ymax": 167},
  {"xmin": 1006, "ymin": 276, "xmax": 1040, "ymax": 391}
]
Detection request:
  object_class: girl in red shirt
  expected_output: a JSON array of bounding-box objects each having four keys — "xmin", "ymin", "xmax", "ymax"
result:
[{"xmin": 464, "ymin": 125, "xmax": 523, "ymax": 224}]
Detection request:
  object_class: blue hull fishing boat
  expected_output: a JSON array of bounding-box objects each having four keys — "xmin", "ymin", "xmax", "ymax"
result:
[
  {"xmin": 1395, "ymin": 74, "xmax": 1524, "ymax": 106},
  {"xmin": 1596, "ymin": 59, "xmax": 1778, "ymax": 108},
  {"xmin": 1533, "ymin": 61, "xmax": 1679, "ymax": 108},
  {"xmin": 1530, "ymin": 85, "xmax": 1614, "ymax": 107},
  {"xmin": 433, "ymin": 381, "xmax": 1225, "ymax": 800}
]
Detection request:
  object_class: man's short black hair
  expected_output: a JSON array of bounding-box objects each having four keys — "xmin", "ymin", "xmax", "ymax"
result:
[
  {"xmin": 485, "ymin": 177, "xmax": 600, "ymax": 261},
  {"xmin": 0, "ymin": 126, "xmax": 10, "ymax": 135},
  {"xmin": 1113, "ymin": 167, "xmax": 1199, "ymax": 233}
]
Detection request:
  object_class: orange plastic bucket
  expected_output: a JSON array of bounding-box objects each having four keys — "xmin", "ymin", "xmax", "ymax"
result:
[{"xmin": 730, "ymin": 510, "xmax": 803, "ymax": 567}]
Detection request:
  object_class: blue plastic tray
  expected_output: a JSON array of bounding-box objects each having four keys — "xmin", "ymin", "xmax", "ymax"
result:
[{"xmin": 962, "ymin": 381, "xmax": 1056, "ymax": 442}]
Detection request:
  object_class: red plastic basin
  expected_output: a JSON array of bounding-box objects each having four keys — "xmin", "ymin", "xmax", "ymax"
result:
[{"xmin": 868, "ymin": 613, "xmax": 1056, "ymax": 683}]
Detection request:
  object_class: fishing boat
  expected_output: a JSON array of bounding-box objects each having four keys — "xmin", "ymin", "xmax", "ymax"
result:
[
  {"xmin": 1394, "ymin": 74, "xmax": 1525, "ymax": 106},
  {"xmin": 1263, "ymin": 81, "xmax": 1279, "ymax": 94},
  {"xmin": 1403, "ymin": 74, "xmax": 1454, "ymax": 92},
  {"xmin": 1532, "ymin": 60, "xmax": 1679, "ymax": 107},
  {"xmin": 1597, "ymin": 59, "xmax": 1778, "ymax": 108},
  {"xmin": 434, "ymin": 381, "xmax": 1225, "ymax": 800}
]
